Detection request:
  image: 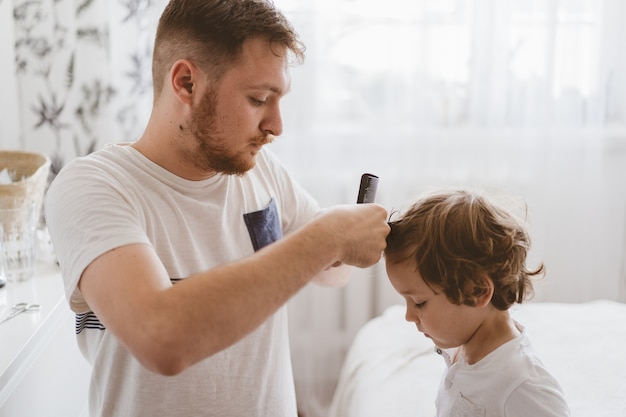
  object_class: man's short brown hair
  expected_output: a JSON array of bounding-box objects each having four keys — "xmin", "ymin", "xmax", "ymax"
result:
[{"xmin": 152, "ymin": 0, "xmax": 305, "ymax": 96}]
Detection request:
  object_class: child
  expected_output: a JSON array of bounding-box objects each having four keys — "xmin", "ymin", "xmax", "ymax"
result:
[{"xmin": 384, "ymin": 189, "xmax": 570, "ymax": 417}]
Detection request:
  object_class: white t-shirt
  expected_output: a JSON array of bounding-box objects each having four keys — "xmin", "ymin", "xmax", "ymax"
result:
[
  {"xmin": 435, "ymin": 324, "xmax": 570, "ymax": 417},
  {"xmin": 45, "ymin": 144, "xmax": 319, "ymax": 417}
]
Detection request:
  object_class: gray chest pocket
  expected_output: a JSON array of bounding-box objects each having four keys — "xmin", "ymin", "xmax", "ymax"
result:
[{"xmin": 243, "ymin": 198, "xmax": 283, "ymax": 252}]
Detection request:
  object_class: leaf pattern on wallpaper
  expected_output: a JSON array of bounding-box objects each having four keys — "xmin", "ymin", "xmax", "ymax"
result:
[
  {"xmin": 13, "ymin": 0, "xmax": 115, "ymax": 176},
  {"xmin": 120, "ymin": 0, "xmax": 152, "ymax": 24},
  {"xmin": 77, "ymin": 0, "xmax": 95, "ymax": 17},
  {"xmin": 77, "ymin": 26, "xmax": 109, "ymax": 48},
  {"xmin": 32, "ymin": 93, "xmax": 67, "ymax": 131},
  {"xmin": 113, "ymin": 0, "xmax": 161, "ymax": 141},
  {"xmin": 65, "ymin": 52, "xmax": 74, "ymax": 89},
  {"xmin": 31, "ymin": 92, "xmax": 70, "ymax": 168},
  {"xmin": 11, "ymin": 0, "xmax": 165, "ymax": 180},
  {"xmin": 126, "ymin": 50, "xmax": 152, "ymax": 95},
  {"xmin": 74, "ymin": 80, "xmax": 116, "ymax": 155}
]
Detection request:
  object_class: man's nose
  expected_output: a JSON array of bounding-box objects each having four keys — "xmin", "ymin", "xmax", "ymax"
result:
[{"xmin": 261, "ymin": 103, "xmax": 283, "ymax": 137}]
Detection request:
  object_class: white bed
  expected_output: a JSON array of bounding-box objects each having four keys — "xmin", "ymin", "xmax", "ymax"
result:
[{"xmin": 328, "ymin": 300, "xmax": 626, "ymax": 417}]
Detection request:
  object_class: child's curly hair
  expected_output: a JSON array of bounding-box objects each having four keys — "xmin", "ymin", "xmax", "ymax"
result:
[{"xmin": 385, "ymin": 189, "xmax": 543, "ymax": 310}]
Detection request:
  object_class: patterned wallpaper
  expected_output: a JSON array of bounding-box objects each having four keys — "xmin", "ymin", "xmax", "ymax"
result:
[{"xmin": 1, "ymin": 0, "xmax": 167, "ymax": 178}]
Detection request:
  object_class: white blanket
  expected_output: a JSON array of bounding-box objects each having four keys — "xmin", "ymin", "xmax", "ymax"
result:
[{"xmin": 329, "ymin": 300, "xmax": 626, "ymax": 417}]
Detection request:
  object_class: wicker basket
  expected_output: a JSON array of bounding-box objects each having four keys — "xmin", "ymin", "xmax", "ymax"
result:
[{"xmin": 0, "ymin": 150, "xmax": 51, "ymax": 217}]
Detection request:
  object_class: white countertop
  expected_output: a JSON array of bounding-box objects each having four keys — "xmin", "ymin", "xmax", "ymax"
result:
[{"xmin": 0, "ymin": 262, "xmax": 66, "ymax": 394}]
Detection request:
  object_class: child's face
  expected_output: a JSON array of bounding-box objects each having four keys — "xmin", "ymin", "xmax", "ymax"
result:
[{"xmin": 385, "ymin": 257, "xmax": 486, "ymax": 350}]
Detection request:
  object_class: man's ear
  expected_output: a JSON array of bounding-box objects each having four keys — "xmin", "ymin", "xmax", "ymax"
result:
[{"xmin": 170, "ymin": 59, "xmax": 198, "ymax": 105}]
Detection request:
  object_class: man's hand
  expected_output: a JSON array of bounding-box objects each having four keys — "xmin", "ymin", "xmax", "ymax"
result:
[{"xmin": 314, "ymin": 204, "xmax": 390, "ymax": 268}]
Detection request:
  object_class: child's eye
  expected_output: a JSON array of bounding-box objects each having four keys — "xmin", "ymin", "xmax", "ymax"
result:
[{"xmin": 415, "ymin": 301, "xmax": 426, "ymax": 309}]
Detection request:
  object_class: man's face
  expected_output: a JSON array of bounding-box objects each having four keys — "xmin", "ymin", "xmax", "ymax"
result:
[{"xmin": 187, "ymin": 37, "xmax": 290, "ymax": 176}]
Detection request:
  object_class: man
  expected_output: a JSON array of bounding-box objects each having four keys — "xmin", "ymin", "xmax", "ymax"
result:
[{"xmin": 44, "ymin": 1, "xmax": 389, "ymax": 416}]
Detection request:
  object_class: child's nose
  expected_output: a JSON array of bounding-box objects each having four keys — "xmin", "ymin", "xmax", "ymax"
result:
[{"xmin": 405, "ymin": 308, "xmax": 420, "ymax": 323}]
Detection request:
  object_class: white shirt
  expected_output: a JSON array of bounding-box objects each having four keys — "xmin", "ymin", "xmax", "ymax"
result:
[
  {"xmin": 435, "ymin": 324, "xmax": 570, "ymax": 417},
  {"xmin": 45, "ymin": 144, "xmax": 319, "ymax": 417}
]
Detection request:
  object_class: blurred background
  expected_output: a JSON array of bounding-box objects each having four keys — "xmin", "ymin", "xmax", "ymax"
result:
[{"xmin": 1, "ymin": 1, "xmax": 625, "ymax": 416}]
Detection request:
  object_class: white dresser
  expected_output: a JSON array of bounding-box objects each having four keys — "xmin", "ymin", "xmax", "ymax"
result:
[{"xmin": 0, "ymin": 263, "xmax": 91, "ymax": 417}]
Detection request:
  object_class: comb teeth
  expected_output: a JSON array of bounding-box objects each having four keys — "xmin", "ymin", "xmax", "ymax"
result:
[{"xmin": 357, "ymin": 173, "xmax": 379, "ymax": 204}]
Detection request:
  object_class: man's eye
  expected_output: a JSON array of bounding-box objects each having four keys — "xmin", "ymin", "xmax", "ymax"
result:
[{"xmin": 250, "ymin": 97, "xmax": 266, "ymax": 106}]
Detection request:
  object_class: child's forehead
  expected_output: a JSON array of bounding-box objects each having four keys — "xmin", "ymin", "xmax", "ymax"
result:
[{"xmin": 386, "ymin": 258, "xmax": 434, "ymax": 294}]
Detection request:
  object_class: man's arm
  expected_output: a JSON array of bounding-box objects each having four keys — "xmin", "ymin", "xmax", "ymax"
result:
[
  {"xmin": 79, "ymin": 203, "xmax": 389, "ymax": 376},
  {"xmin": 311, "ymin": 263, "xmax": 353, "ymax": 287}
]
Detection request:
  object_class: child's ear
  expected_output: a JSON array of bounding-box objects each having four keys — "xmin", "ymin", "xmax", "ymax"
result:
[{"xmin": 468, "ymin": 273, "xmax": 494, "ymax": 308}]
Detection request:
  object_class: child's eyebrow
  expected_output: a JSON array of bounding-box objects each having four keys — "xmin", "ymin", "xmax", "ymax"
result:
[{"xmin": 398, "ymin": 286, "xmax": 432, "ymax": 298}]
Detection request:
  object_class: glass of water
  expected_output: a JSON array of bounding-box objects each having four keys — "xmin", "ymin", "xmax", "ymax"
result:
[{"xmin": 0, "ymin": 200, "xmax": 37, "ymax": 282}]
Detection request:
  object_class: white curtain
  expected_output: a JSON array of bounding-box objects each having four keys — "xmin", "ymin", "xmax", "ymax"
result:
[
  {"xmin": 273, "ymin": 1, "xmax": 626, "ymax": 416},
  {"xmin": 1, "ymin": 1, "xmax": 625, "ymax": 417}
]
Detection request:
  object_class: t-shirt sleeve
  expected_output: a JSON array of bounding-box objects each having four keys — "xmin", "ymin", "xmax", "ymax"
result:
[
  {"xmin": 505, "ymin": 377, "xmax": 571, "ymax": 417},
  {"xmin": 44, "ymin": 159, "xmax": 151, "ymax": 313}
]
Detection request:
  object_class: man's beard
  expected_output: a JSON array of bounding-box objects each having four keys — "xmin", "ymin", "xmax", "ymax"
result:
[{"xmin": 188, "ymin": 89, "xmax": 275, "ymax": 176}]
